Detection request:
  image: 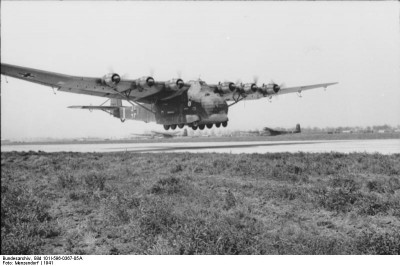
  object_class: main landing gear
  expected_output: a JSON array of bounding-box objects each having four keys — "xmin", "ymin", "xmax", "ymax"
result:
[{"xmin": 164, "ymin": 121, "xmax": 228, "ymax": 131}]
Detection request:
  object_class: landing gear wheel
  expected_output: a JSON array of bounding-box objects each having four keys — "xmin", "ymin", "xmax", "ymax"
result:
[
  {"xmin": 178, "ymin": 124, "xmax": 184, "ymax": 129},
  {"xmin": 215, "ymin": 123, "xmax": 221, "ymax": 128},
  {"xmin": 120, "ymin": 119, "xmax": 126, "ymax": 123},
  {"xmin": 192, "ymin": 126, "xmax": 198, "ymax": 130},
  {"xmin": 171, "ymin": 124, "xmax": 177, "ymax": 130},
  {"xmin": 163, "ymin": 125, "xmax": 170, "ymax": 130},
  {"xmin": 206, "ymin": 124, "xmax": 213, "ymax": 129},
  {"xmin": 222, "ymin": 121, "xmax": 228, "ymax": 127},
  {"xmin": 199, "ymin": 125, "xmax": 205, "ymax": 130}
]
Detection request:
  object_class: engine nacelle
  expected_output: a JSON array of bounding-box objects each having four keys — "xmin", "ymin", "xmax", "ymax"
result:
[
  {"xmin": 138, "ymin": 76, "xmax": 155, "ymax": 87},
  {"xmin": 261, "ymin": 83, "xmax": 280, "ymax": 95},
  {"xmin": 102, "ymin": 73, "xmax": 121, "ymax": 87},
  {"xmin": 243, "ymin": 83, "xmax": 258, "ymax": 93},
  {"xmin": 165, "ymin": 79, "xmax": 184, "ymax": 91},
  {"xmin": 217, "ymin": 82, "xmax": 236, "ymax": 94}
]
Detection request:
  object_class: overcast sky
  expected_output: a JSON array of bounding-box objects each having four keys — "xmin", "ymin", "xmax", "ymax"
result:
[{"xmin": 1, "ymin": 1, "xmax": 399, "ymax": 140}]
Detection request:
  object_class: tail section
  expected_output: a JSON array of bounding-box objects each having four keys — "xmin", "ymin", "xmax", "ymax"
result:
[
  {"xmin": 113, "ymin": 100, "xmax": 156, "ymax": 123},
  {"xmin": 69, "ymin": 98, "xmax": 156, "ymax": 123},
  {"xmin": 295, "ymin": 124, "xmax": 301, "ymax": 133}
]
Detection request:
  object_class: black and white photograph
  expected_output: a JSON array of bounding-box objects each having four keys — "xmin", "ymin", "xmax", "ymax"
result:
[{"xmin": 1, "ymin": 0, "xmax": 399, "ymax": 260}]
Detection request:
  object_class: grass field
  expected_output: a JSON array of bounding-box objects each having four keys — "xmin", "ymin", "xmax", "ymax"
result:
[{"xmin": 1, "ymin": 151, "xmax": 400, "ymax": 254}]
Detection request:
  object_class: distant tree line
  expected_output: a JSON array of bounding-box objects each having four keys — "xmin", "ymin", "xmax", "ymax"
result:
[{"xmin": 301, "ymin": 124, "xmax": 399, "ymax": 133}]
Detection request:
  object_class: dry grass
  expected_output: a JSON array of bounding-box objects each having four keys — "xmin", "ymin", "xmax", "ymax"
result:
[{"xmin": 1, "ymin": 151, "xmax": 400, "ymax": 254}]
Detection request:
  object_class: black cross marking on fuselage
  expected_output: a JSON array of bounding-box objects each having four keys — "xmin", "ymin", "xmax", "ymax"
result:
[{"xmin": 18, "ymin": 72, "xmax": 35, "ymax": 78}]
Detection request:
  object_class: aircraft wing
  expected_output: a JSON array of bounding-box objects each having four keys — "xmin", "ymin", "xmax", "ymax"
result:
[
  {"xmin": 276, "ymin": 82, "xmax": 338, "ymax": 95},
  {"xmin": 0, "ymin": 63, "xmax": 164, "ymax": 101},
  {"xmin": 223, "ymin": 82, "xmax": 338, "ymax": 102}
]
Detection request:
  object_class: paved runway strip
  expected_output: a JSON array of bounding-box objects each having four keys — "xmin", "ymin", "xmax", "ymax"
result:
[{"xmin": 2, "ymin": 139, "xmax": 399, "ymax": 154}]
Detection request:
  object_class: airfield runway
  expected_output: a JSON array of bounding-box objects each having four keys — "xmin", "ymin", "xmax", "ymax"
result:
[{"xmin": 1, "ymin": 139, "xmax": 399, "ymax": 154}]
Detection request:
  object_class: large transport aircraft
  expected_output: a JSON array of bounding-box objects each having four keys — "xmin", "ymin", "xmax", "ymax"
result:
[{"xmin": 1, "ymin": 63, "xmax": 338, "ymax": 130}]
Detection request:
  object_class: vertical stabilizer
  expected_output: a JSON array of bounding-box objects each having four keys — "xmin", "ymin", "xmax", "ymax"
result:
[{"xmin": 295, "ymin": 124, "xmax": 301, "ymax": 133}]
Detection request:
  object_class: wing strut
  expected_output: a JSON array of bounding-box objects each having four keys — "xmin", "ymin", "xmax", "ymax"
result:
[
  {"xmin": 100, "ymin": 98, "xmax": 110, "ymax": 106},
  {"xmin": 112, "ymin": 90, "xmax": 156, "ymax": 114},
  {"xmin": 228, "ymin": 93, "xmax": 246, "ymax": 108}
]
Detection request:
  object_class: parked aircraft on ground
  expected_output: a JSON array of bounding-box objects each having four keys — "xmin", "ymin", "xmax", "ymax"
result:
[
  {"xmin": 1, "ymin": 63, "xmax": 338, "ymax": 130},
  {"xmin": 131, "ymin": 128, "xmax": 188, "ymax": 139},
  {"xmin": 262, "ymin": 124, "xmax": 301, "ymax": 136}
]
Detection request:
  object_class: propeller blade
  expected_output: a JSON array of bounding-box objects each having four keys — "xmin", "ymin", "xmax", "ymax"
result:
[
  {"xmin": 106, "ymin": 67, "xmax": 128, "ymax": 80},
  {"xmin": 149, "ymin": 67, "xmax": 155, "ymax": 77},
  {"xmin": 121, "ymin": 73, "xmax": 130, "ymax": 79},
  {"xmin": 107, "ymin": 66, "xmax": 114, "ymax": 73},
  {"xmin": 253, "ymin": 75, "xmax": 259, "ymax": 84}
]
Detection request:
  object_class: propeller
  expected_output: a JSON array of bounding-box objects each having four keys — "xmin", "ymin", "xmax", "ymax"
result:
[
  {"xmin": 267, "ymin": 80, "xmax": 283, "ymax": 93},
  {"xmin": 176, "ymin": 70, "xmax": 182, "ymax": 79},
  {"xmin": 176, "ymin": 70, "xmax": 186, "ymax": 88},
  {"xmin": 250, "ymin": 76, "xmax": 260, "ymax": 92},
  {"xmin": 111, "ymin": 74, "xmax": 121, "ymax": 84},
  {"xmin": 253, "ymin": 75, "xmax": 259, "ymax": 85},
  {"xmin": 176, "ymin": 78, "xmax": 184, "ymax": 89},
  {"xmin": 235, "ymin": 80, "xmax": 244, "ymax": 94},
  {"xmin": 102, "ymin": 67, "xmax": 123, "ymax": 86},
  {"xmin": 107, "ymin": 66, "xmax": 114, "ymax": 73},
  {"xmin": 106, "ymin": 66, "xmax": 129, "ymax": 79},
  {"xmin": 149, "ymin": 67, "xmax": 155, "ymax": 77},
  {"xmin": 146, "ymin": 76, "xmax": 155, "ymax": 87}
]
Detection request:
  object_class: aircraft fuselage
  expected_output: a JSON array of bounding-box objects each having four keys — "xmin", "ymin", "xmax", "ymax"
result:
[{"xmin": 113, "ymin": 81, "xmax": 229, "ymax": 129}]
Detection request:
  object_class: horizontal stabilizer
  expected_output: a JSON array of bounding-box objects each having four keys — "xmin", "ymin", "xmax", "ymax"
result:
[{"xmin": 68, "ymin": 105, "xmax": 123, "ymax": 110}]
